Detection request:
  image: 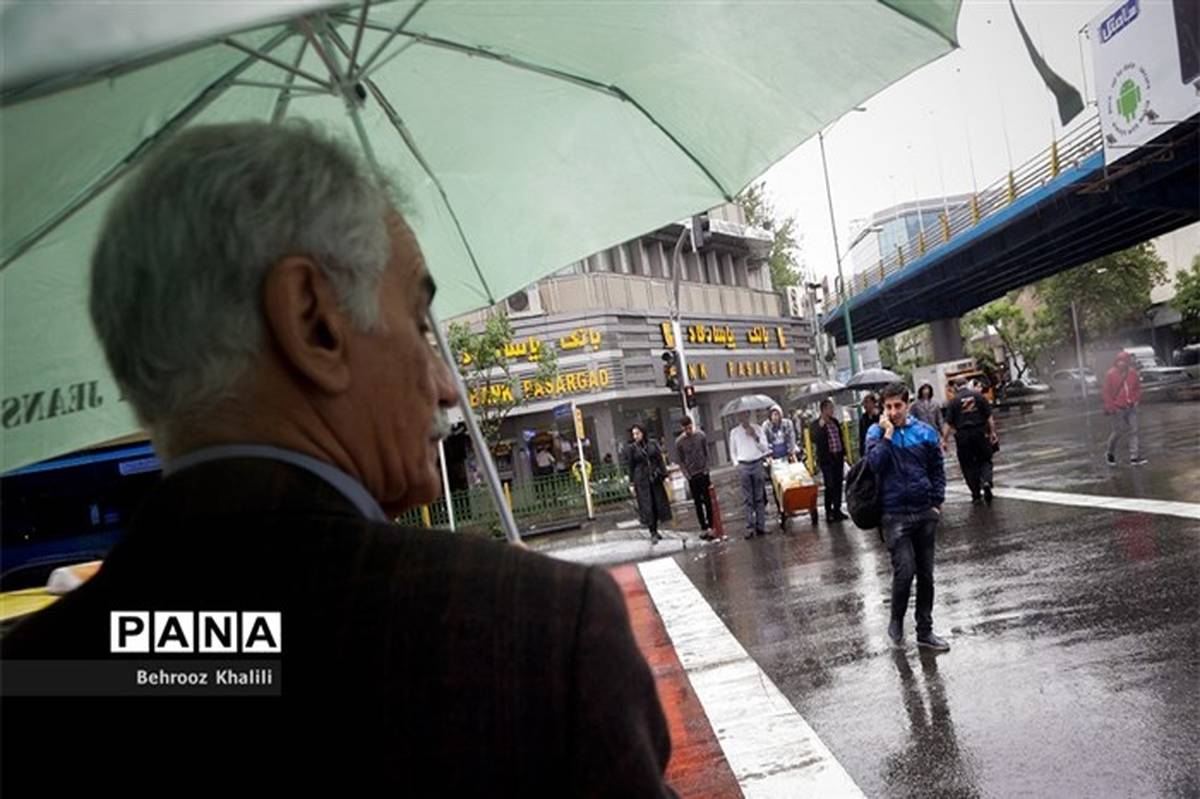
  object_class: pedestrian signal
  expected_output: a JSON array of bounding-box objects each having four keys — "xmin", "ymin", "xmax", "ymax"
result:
[
  {"xmin": 683, "ymin": 384, "xmax": 697, "ymax": 408},
  {"xmin": 662, "ymin": 350, "xmax": 681, "ymax": 392}
]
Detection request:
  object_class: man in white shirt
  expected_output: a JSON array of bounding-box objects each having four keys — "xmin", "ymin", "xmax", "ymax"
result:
[{"xmin": 728, "ymin": 410, "xmax": 771, "ymax": 538}]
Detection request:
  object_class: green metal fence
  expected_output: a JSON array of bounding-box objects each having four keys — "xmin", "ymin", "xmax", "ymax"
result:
[{"xmin": 395, "ymin": 463, "xmax": 632, "ymax": 531}]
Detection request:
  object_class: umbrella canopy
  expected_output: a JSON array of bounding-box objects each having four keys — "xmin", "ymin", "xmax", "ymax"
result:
[
  {"xmin": 0, "ymin": 0, "xmax": 960, "ymax": 472},
  {"xmin": 718, "ymin": 394, "xmax": 778, "ymax": 419},
  {"xmin": 845, "ymin": 368, "xmax": 903, "ymax": 390},
  {"xmin": 788, "ymin": 379, "xmax": 847, "ymax": 404}
]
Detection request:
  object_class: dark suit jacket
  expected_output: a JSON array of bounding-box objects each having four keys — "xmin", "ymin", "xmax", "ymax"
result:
[
  {"xmin": 810, "ymin": 417, "xmax": 849, "ymax": 466},
  {"xmin": 1, "ymin": 459, "xmax": 673, "ymax": 796}
]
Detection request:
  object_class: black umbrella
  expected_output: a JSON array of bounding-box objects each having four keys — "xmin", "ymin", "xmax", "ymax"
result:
[
  {"xmin": 788, "ymin": 379, "xmax": 847, "ymax": 403},
  {"xmin": 845, "ymin": 368, "xmax": 903, "ymax": 390}
]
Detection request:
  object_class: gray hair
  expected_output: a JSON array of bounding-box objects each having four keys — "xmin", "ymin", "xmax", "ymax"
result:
[{"xmin": 89, "ymin": 121, "xmax": 394, "ymax": 432}]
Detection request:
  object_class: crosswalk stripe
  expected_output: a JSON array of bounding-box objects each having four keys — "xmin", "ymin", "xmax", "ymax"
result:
[
  {"xmin": 948, "ymin": 485, "xmax": 1200, "ymax": 520},
  {"xmin": 638, "ymin": 557, "xmax": 865, "ymax": 798}
]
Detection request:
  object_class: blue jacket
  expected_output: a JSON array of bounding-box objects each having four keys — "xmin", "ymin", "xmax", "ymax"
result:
[{"xmin": 864, "ymin": 419, "xmax": 945, "ymax": 514}]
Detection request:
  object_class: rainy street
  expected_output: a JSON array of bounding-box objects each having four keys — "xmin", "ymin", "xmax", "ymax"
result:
[{"xmin": 539, "ymin": 401, "xmax": 1200, "ymax": 797}]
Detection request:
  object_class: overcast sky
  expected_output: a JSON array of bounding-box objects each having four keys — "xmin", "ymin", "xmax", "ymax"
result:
[{"xmin": 762, "ymin": 0, "xmax": 1115, "ymax": 284}]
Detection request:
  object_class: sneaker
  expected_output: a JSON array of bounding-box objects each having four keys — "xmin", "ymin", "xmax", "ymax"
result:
[
  {"xmin": 887, "ymin": 620, "xmax": 903, "ymax": 647},
  {"xmin": 1130, "ymin": 457, "xmax": 1148, "ymax": 466},
  {"xmin": 699, "ymin": 532, "xmax": 716, "ymax": 542},
  {"xmin": 983, "ymin": 484, "xmax": 993, "ymax": 505},
  {"xmin": 1105, "ymin": 453, "xmax": 1117, "ymax": 467},
  {"xmin": 917, "ymin": 632, "xmax": 951, "ymax": 651},
  {"xmin": 650, "ymin": 532, "xmax": 662, "ymax": 544}
]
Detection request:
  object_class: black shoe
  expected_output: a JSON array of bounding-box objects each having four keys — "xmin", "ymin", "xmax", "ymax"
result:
[
  {"xmin": 888, "ymin": 620, "xmax": 903, "ymax": 647},
  {"xmin": 650, "ymin": 531, "xmax": 662, "ymax": 544},
  {"xmin": 1105, "ymin": 452, "xmax": 1117, "ymax": 467},
  {"xmin": 983, "ymin": 484, "xmax": 993, "ymax": 505},
  {"xmin": 832, "ymin": 511, "xmax": 848, "ymax": 522},
  {"xmin": 756, "ymin": 529, "xmax": 767, "ymax": 537},
  {"xmin": 971, "ymin": 496, "xmax": 983, "ymax": 506},
  {"xmin": 1130, "ymin": 457, "xmax": 1148, "ymax": 466},
  {"xmin": 744, "ymin": 530, "xmax": 755, "ymax": 540},
  {"xmin": 917, "ymin": 632, "xmax": 951, "ymax": 651},
  {"xmin": 699, "ymin": 532, "xmax": 716, "ymax": 542}
]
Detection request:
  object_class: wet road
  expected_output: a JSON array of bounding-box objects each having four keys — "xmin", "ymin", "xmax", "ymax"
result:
[
  {"xmin": 682, "ymin": 403, "xmax": 1199, "ymax": 797},
  {"xmin": 541, "ymin": 402, "xmax": 1200, "ymax": 796}
]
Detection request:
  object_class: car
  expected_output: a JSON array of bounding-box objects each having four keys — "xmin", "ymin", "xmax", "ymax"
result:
[
  {"xmin": 1051, "ymin": 368, "xmax": 1099, "ymax": 396},
  {"xmin": 1000, "ymin": 378, "xmax": 1053, "ymax": 401},
  {"xmin": 1172, "ymin": 344, "xmax": 1200, "ymax": 381}
]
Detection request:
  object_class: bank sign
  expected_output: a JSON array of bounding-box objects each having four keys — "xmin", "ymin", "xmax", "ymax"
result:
[{"xmin": 1090, "ymin": 0, "xmax": 1200, "ymax": 165}]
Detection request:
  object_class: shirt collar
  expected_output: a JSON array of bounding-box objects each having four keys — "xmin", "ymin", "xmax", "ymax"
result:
[{"xmin": 164, "ymin": 444, "xmax": 389, "ymax": 523}]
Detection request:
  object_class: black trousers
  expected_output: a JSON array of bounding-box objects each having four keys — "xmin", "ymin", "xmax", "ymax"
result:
[
  {"xmin": 819, "ymin": 457, "xmax": 844, "ymax": 514},
  {"xmin": 688, "ymin": 473, "xmax": 713, "ymax": 530},
  {"xmin": 955, "ymin": 430, "xmax": 993, "ymax": 498},
  {"xmin": 883, "ymin": 509, "xmax": 939, "ymax": 635}
]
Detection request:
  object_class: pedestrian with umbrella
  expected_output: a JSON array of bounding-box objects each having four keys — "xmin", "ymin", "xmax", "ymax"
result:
[
  {"xmin": 721, "ymin": 395, "xmax": 775, "ymax": 538},
  {"xmin": 624, "ymin": 423, "xmax": 671, "ymax": 544}
]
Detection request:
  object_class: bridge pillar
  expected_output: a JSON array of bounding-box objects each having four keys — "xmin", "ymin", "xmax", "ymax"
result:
[{"xmin": 930, "ymin": 317, "xmax": 964, "ymax": 362}]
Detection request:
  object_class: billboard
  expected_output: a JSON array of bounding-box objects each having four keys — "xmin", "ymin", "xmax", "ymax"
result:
[{"xmin": 1090, "ymin": 0, "xmax": 1200, "ymax": 164}]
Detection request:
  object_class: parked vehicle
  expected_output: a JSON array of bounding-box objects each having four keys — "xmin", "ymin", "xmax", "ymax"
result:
[
  {"xmin": 1172, "ymin": 344, "xmax": 1200, "ymax": 381},
  {"xmin": 1050, "ymin": 368, "xmax": 1099, "ymax": 396},
  {"xmin": 998, "ymin": 378, "xmax": 1053, "ymax": 403},
  {"xmin": 911, "ymin": 358, "xmax": 996, "ymax": 403}
]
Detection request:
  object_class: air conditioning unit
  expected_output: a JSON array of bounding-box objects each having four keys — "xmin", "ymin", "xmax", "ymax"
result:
[{"xmin": 503, "ymin": 285, "xmax": 544, "ymax": 318}]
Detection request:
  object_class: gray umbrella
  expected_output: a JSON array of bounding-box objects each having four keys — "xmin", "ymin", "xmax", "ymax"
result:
[
  {"xmin": 789, "ymin": 379, "xmax": 847, "ymax": 404},
  {"xmin": 719, "ymin": 394, "xmax": 778, "ymax": 418},
  {"xmin": 845, "ymin": 368, "xmax": 903, "ymax": 390}
]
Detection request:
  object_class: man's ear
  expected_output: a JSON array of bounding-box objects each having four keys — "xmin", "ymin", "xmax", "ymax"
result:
[{"xmin": 261, "ymin": 256, "xmax": 352, "ymax": 393}]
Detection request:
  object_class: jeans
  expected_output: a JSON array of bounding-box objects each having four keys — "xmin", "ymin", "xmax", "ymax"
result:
[
  {"xmin": 739, "ymin": 461, "xmax": 767, "ymax": 534},
  {"xmin": 954, "ymin": 430, "xmax": 993, "ymax": 499},
  {"xmin": 688, "ymin": 473, "xmax": 713, "ymax": 530},
  {"xmin": 819, "ymin": 457, "xmax": 844, "ymax": 515},
  {"xmin": 1106, "ymin": 406, "xmax": 1140, "ymax": 460},
  {"xmin": 883, "ymin": 508, "xmax": 939, "ymax": 636}
]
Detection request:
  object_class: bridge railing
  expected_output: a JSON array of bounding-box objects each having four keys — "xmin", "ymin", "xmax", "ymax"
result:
[{"xmin": 836, "ymin": 114, "xmax": 1104, "ymax": 307}]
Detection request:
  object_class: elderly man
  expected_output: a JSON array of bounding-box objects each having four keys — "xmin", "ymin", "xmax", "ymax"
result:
[
  {"xmin": 729, "ymin": 409, "xmax": 771, "ymax": 538},
  {"xmin": 1, "ymin": 123, "xmax": 673, "ymax": 796}
]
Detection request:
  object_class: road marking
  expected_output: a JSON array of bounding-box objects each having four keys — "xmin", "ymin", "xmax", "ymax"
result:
[
  {"xmin": 948, "ymin": 485, "xmax": 1200, "ymax": 520},
  {"xmin": 638, "ymin": 557, "xmax": 865, "ymax": 798},
  {"xmin": 616, "ymin": 519, "xmax": 642, "ymax": 529}
]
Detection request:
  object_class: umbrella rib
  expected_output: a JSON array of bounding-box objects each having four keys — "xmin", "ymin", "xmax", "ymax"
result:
[
  {"xmin": 270, "ymin": 37, "xmax": 311, "ymax": 123},
  {"xmin": 356, "ymin": 0, "xmax": 430, "ymax": 77},
  {"xmin": 1, "ymin": 29, "xmax": 298, "ymax": 270},
  {"xmin": 223, "ymin": 36, "xmax": 332, "ymax": 91},
  {"xmin": 332, "ymin": 16, "xmax": 733, "ymax": 200},
  {"xmin": 324, "ymin": 28, "xmax": 496, "ymax": 306},
  {"xmin": 347, "ymin": 0, "xmax": 373, "ymax": 79}
]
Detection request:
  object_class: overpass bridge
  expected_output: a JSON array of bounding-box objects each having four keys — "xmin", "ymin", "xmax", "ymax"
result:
[{"xmin": 822, "ymin": 113, "xmax": 1199, "ymax": 355}]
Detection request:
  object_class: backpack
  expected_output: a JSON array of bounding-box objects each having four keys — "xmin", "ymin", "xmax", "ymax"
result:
[{"xmin": 845, "ymin": 458, "xmax": 883, "ymax": 533}]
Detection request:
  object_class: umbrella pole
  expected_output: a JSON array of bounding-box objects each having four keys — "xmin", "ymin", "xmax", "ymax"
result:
[
  {"xmin": 330, "ymin": 63, "xmax": 521, "ymax": 545},
  {"xmin": 430, "ymin": 310, "xmax": 524, "ymax": 544}
]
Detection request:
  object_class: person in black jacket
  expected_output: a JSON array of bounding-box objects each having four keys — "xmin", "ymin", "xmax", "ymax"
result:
[
  {"xmin": 624, "ymin": 423, "xmax": 672, "ymax": 543},
  {"xmin": 1, "ymin": 122, "xmax": 674, "ymax": 797},
  {"xmin": 810, "ymin": 399, "xmax": 850, "ymax": 521}
]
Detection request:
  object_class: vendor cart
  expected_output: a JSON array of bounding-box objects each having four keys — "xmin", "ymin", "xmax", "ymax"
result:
[{"xmin": 770, "ymin": 460, "xmax": 819, "ymax": 526}]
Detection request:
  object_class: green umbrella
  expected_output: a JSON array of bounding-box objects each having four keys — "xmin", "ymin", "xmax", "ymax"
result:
[{"xmin": 0, "ymin": 0, "xmax": 960, "ymax": 485}]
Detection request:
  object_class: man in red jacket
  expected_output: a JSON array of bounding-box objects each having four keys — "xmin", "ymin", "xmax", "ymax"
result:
[{"xmin": 1103, "ymin": 351, "xmax": 1147, "ymax": 466}]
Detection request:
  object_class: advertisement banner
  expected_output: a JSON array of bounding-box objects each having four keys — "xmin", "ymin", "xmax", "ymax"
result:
[{"xmin": 1090, "ymin": 0, "xmax": 1200, "ymax": 165}]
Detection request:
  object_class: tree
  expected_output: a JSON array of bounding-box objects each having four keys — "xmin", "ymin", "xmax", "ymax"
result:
[
  {"xmin": 962, "ymin": 299, "xmax": 1055, "ymax": 380},
  {"xmin": 447, "ymin": 311, "xmax": 557, "ymax": 446},
  {"xmin": 736, "ymin": 181, "xmax": 801, "ymax": 290},
  {"xmin": 1172, "ymin": 254, "xmax": 1200, "ymax": 341},
  {"xmin": 879, "ymin": 324, "xmax": 932, "ymax": 385},
  {"xmin": 1033, "ymin": 243, "xmax": 1168, "ymax": 342}
]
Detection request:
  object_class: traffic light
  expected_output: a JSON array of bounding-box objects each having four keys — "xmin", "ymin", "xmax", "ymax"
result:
[
  {"xmin": 683, "ymin": 384, "xmax": 697, "ymax": 409},
  {"xmin": 662, "ymin": 350, "xmax": 680, "ymax": 392},
  {"xmin": 691, "ymin": 212, "xmax": 712, "ymax": 252}
]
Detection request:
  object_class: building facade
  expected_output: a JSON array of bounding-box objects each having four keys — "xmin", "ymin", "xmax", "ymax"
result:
[{"xmin": 446, "ymin": 210, "xmax": 818, "ymax": 487}]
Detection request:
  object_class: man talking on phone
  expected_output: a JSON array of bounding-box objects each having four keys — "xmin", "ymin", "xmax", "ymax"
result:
[{"xmin": 865, "ymin": 383, "xmax": 950, "ymax": 651}]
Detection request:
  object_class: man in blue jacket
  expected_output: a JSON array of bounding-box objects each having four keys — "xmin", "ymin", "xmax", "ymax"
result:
[{"xmin": 865, "ymin": 383, "xmax": 951, "ymax": 651}]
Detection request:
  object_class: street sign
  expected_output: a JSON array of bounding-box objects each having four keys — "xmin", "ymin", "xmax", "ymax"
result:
[{"xmin": 553, "ymin": 402, "xmax": 572, "ymax": 419}]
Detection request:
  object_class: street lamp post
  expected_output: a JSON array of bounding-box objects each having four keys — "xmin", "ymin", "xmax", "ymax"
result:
[{"xmin": 818, "ymin": 128, "xmax": 858, "ymax": 378}]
